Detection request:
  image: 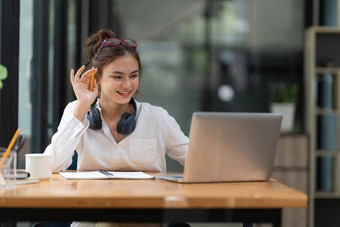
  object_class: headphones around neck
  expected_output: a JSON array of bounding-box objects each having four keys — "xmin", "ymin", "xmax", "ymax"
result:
[{"xmin": 87, "ymin": 98, "xmax": 138, "ymax": 135}]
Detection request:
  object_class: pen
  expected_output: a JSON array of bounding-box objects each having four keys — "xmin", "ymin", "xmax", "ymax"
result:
[
  {"xmin": 89, "ymin": 71, "xmax": 94, "ymax": 91},
  {"xmin": 0, "ymin": 128, "xmax": 20, "ymax": 168},
  {"xmin": 88, "ymin": 71, "xmax": 95, "ymax": 112},
  {"xmin": 99, "ymin": 170, "xmax": 114, "ymax": 177}
]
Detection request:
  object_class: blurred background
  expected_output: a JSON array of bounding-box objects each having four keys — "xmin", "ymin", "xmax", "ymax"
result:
[
  {"xmin": 7, "ymin": 0, "xmax": 305, "ymax": 157},
  {"xmin": 0, "ymin": 0, "xmax": 339, "ymax": 226},
  {"xmin": 12, "ymin": 0, "xmax": 305, "ymax": 172}
]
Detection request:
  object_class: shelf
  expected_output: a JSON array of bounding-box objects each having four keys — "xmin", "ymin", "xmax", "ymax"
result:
[
  {"xmin": 315, "ymin": 109, "xmax": 340, "ymax": 115},
  {"xmin": 316, "ymin": 67, "xmax": 340, "ymax": 74},
  {"xmin": 316, "ymin": 150, "xmax": 340, "ymax": 156},
  {"xmin": 315, "ymin": 192, "xmax": 340, "ymax": 198},
  {"xmin": 309, "ymin": 26, "xmax": 340, "ymax": 34},
  {"xmin": 305, "ymin": 26, "xmax": 340, "ymax": 227}
]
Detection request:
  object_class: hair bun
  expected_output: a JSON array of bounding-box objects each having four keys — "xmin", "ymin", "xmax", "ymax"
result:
[{"xmin": 84, "ymin": 28, "xmax": 115, "ymax": 67}]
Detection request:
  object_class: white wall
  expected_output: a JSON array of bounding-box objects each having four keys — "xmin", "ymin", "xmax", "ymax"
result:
[{"xmin": 249, "ymin": 0, "xmax": 304, "ymax": 51}]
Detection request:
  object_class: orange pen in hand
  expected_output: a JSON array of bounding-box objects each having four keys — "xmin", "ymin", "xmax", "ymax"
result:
[{"xmin": 88, "ymin": 71, "xmax": 95, "ymax": 112}]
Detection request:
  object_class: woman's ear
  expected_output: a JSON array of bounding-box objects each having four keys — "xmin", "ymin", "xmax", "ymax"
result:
[
  {"xmin": 97, "ymin": 80, "xmax": 101, "ymax": 98},
  {"xmin": 95, "ymin": 72, "xmax": 101, "ymax": 86}
]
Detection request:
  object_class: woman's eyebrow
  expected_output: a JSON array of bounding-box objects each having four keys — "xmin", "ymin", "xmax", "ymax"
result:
[
  {"xmin": 112, "ymin": 70, "xmax": 139, "ymax": 74},
  {"xmin": 112, "ymin": 71, "xmax": 124, "ymax": 74},
  {"xmin": 130, "ymin": 70, "xmax": 139, "ymax": 74}
]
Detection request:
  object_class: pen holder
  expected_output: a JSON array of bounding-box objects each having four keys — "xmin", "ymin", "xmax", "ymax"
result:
[{"xmin": 0, "ymin": 147, "xmax": 17, "ymax": 188}]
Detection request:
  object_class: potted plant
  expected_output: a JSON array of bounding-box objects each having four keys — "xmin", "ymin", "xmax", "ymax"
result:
[
  {"xmin": 0, "ymin": 64, "xmax": 7, "ymax": 90},
  {"xmin": 270, "ymin": 82, "xmax": 298, "ymax": 132}
]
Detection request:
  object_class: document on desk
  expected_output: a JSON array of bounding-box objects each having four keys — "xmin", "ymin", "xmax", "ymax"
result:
[{"xmin": 59, "ymin": 171, "xmax": 154, "ymax": 180}]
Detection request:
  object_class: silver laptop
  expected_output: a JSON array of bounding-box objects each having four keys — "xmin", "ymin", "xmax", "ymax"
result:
[{"xmin": 156, "ymin": 112, "xmax": 282, "ymax": 183}]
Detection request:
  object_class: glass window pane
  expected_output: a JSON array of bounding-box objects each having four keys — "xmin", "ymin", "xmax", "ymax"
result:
[{"xmin": 18, "ymin": 0, "xmax": 33, "ymax": 167}]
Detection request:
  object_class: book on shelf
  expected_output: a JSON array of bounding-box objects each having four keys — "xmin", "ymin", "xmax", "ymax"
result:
[
  {"xmin": 317, "ymin": 73, "xmax": 333, "ymax": 109},
  {"xmin": 316, "ymin": 72, "xmax": 335, "ymax": 192}
]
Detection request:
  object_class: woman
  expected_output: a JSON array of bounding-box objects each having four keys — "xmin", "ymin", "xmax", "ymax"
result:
[{"xmin": 44, "ymin": 28, "xmax": 189, "ymax": 173}]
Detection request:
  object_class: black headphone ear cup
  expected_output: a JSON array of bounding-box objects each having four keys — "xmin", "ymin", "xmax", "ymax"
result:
[
  {"xmin": 87, "ymin": 107, "xmax": 102, "ymax": 130},
  {"xmin": 116, "ymin": 112, "xmax": 136, "ymax": 135}
]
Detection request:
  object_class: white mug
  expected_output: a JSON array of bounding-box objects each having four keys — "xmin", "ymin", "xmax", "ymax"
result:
[{"xmin": 25, "ymin": 153, "xmax": 52, "ymax": 180}]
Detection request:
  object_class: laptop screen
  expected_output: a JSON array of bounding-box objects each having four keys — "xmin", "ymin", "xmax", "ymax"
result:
[{"xmin": 182, "ymin": 112, "xmax": 282, "ymax": 183}]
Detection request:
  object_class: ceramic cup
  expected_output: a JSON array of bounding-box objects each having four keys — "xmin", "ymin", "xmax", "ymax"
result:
[{"xmin": 25, "ymin": 153, "xmax": 52, "ymax": 180}]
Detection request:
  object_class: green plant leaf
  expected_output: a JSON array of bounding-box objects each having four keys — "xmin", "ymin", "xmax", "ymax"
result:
[
  {"xmin": 0, "ymin": 64, "xmax": 8, "ymax": 80},
  {"xmin": 275, "ymin": 83, "xmax": 298, "ymax": 103},
  {"xmin": 0, "ymin": 81, "xmax": 3, "ymax": 89}
]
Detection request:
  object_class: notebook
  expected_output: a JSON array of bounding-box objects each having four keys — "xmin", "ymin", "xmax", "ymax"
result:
[
  {"xmin": 59, "ymin": 171, "xmax": 154, "ymax": 180},
  {"xmin": 156, "ymin": 112, "xmax": 282, "ymax": 183}
]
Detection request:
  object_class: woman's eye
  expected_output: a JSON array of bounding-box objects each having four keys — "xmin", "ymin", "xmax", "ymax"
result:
[
  {"xmin": 131, "ymin": 74, "xmax": 138, "ymax": 78},
  {"xmin": 113, "ymin": 76, "xmax": 122, "ymax": 79}
]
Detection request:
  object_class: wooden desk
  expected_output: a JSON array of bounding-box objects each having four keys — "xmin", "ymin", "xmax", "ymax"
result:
[{"xmin": 0, "ymin": 174, "xmax": 307, "ymax": 226}]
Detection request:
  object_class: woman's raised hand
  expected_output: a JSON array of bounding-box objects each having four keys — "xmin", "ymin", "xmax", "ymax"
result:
[{"xmin": 70, "ymin": 66, "xmax": 98, "ymax": 121}]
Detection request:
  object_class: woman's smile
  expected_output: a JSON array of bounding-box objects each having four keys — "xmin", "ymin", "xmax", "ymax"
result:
[{"xmin": 117, "ymin": 89, "xmax": 132, "ymax": 98}]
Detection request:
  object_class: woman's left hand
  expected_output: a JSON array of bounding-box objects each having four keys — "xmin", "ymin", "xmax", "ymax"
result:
[{"xmin": 70, "ymin": 66, "xmax": 98, "ymax": 121}]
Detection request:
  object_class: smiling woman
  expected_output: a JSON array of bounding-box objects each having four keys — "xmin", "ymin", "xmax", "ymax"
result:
[
  {"xmin": 41, "ymin": 31, "xmax": 190, "ymax": 227},
  {"xmin": 43, "ymin": 28, "xmax": 189, "ymax": 176}
]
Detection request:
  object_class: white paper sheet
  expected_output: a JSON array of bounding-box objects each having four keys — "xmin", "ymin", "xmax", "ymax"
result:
[{"xmin": 59, "ymin": 171, "xmax": 154, "ymax": 180}]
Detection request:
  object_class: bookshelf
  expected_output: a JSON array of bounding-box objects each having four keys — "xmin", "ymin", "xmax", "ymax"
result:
[{"xmin": 304, "ymin": 26, "xmax": 340, "ymax": 227}]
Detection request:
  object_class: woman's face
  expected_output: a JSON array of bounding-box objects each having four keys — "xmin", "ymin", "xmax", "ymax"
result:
[{"xmin": 99, "ymin": 54, "xmax": 139, "ymax": 105}]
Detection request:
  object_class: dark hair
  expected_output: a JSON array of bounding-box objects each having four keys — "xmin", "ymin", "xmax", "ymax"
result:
[{"xmin": 84, "ymin": 28, "xmax": 142, "ymax": 81}]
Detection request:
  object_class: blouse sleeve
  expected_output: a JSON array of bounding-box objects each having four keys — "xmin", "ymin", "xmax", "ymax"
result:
[
  {"xmin": 163, "ymin": 111, "xmax": 189, "ymax": 166},
  {"xmin": 43, "ymin": 101, "xmax": 89, "ymax": 172}
]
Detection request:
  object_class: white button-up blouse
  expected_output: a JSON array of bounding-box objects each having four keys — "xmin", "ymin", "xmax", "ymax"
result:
[{"xmin": 44, "ymin": 100, "xmax": 189, "ymax": 172}]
